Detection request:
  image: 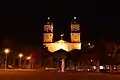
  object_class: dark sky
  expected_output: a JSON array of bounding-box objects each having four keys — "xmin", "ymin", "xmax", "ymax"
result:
[{"xmin": 0, "ymin": 1, "xmax": 119, "ymax": 46}]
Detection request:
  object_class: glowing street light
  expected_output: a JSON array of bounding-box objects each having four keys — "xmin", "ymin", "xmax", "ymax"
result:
[
  {"xmin": 19, "ymin": 54, "xmax": 23, "ymax": 58},
  {"xmin": 4, "ymin": 48, "xmax": 10, "ymax": 69},
  {"xmin": 26, "ymin": 56, "xmax": 30, "ymax": 60},
  {"xmin": 26, "ymin": 56, "xmax": 31, "ymax": 68},
  {"xmin": 19, "ymin": 53, "xmax": 23, "ymax": 68},
  {"xmin": 4, "ymin": 49, "xmax": 10, "ymax": 54}
]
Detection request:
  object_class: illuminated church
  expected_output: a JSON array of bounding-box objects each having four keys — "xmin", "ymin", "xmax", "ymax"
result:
[{"xmin": 43, "ymin": 17, "xmax": 81, "ymax": 52}]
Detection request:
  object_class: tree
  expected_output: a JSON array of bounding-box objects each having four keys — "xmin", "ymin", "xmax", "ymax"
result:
[
  {"xmin": 81, "ymin": 42, "xmax": 100, "ymax": 72},
  {"xmin": 104, "ymin": 42, "xmax": 120, "ymax": 72},
  {"xmin": 30, "ymin": 45, "xmax": 52, "ymax": 68},
  {"xmin": 69, "ymin": 49, "xmax": 81, "ymax": 71}
]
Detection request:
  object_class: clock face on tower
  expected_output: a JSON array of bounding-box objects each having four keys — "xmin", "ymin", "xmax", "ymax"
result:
[
  {"xmin": 43, "ymin": 33, "xmax": 53, "ymax": 42},
  {"xmin": 71, "ymin": 24, "xmax": 80, "ymax": 32},
  {"xmin": 44, "ymin": 24, "xmax": 53, "ymax": 32},
  {"xmin": 71, "ymin": 33, "xmax": 80, "ymax": 42}
]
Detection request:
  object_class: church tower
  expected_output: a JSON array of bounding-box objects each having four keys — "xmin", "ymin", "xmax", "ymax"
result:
[
  {"xmin": 43, "ymin": 17, "xmax": 53, "ymax": 42},
  {"xmin": 71, "ymin": 17, "xmax": 80, "ymax": 42}
]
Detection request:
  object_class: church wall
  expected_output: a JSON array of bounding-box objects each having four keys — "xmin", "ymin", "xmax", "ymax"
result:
[
  {"xmin": 68, "ymin": 43, "xmax": 81, "ymax": 51},
  {"xmin": 43, "ymin": 43, "xmax": 55, "ymax": 52},
  {"xmin": 43, "ymin": 42, "xmax": 81, "ymax": 52},
  {"xmin": 43, "ymin": 43, "xmax": 69, "ymax": 52},
  {"xmin": 43, "ymin": 17, "xmax": 81, "ymax": 53},
  {"xmin": 54, "ymin": 43, "xmax": 69, "ymax": 51}
]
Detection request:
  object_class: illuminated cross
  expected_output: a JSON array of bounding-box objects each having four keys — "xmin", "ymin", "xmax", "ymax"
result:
[{"xmin": 60, "ymin": 34, "xmax": 64, "ymax": 40}]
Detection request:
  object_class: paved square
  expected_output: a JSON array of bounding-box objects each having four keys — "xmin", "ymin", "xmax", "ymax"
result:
[{"xmin": 0, "ymin": 69, "xmax": 120, "ymax": 80}]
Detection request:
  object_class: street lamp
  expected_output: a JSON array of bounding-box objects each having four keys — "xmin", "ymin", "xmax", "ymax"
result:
[
  {"xmin": 4, "ymin": 48, "xmax": 10, "ymax": 69},
  {"xmin": 26, "ymin": 56, "xmax": 31, "ymax": 68},
  {"xmin": 19, "ymin": 53, "xmax": 23, "ymax": 68},
  {"xmin": 26, "ymin": 56, "xmax": 30, "ymax": 60}
]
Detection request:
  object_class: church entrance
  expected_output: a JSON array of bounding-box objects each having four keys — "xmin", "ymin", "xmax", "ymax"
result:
[{"xmin": 53, "ymin": 49, "xmax": 68, "ymax": 72}]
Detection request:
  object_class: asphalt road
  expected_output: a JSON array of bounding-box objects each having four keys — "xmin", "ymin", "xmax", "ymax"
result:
[{"xmin": 0, "ymin": 70, "xmax": 120, "ymax": 80}]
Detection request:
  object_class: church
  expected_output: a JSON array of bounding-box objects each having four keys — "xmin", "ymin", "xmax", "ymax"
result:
[{"xmin": 43, "ymin": 17, "xmax": 81, "ymax": 52}]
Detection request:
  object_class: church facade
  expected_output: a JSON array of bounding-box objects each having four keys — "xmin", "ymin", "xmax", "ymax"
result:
[{"xmin": 43, "ymin": 17, "xmax": 81, "ymax": 52}]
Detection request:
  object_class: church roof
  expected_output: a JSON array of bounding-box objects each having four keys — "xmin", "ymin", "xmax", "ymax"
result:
[{"xmin": 55, "ymin": 40, "xmax": 68, "ymax": 43}]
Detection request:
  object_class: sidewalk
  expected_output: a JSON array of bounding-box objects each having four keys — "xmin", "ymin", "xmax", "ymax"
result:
[{"xmin": 0, "ymin": 69, "xmax": 45, "ymax": 72}]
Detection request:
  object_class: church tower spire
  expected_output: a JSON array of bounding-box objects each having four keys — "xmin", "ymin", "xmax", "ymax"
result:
[
  {"xmin": 43, "ymin": 17, "xmax": 53, "ymax": 42},
  {"xmin": 70, "ymin": 16, "xmax": 81, "ymax": 42},
  {"xmin": 48, "ymin": 17, "xmax": 50, "ymax": 20},
  {"xmin": 74, "ymin": 16, "xmax": 76, "ymax": 19}
]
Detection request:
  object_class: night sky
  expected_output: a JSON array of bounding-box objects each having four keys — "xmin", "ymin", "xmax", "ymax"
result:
[{"xmin": 0, "ymin": 1, "xmax": 119, "ymax": 47}]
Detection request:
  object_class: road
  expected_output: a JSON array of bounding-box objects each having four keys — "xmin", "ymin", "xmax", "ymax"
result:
[{"xmin": 0, "ymin": 69, "xmax": 120, "ymax": 80}]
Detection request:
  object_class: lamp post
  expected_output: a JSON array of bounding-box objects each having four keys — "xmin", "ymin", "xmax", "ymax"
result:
[
  {"xmin": 19, "ymin": 53, "xmax": 23, "ymax": 68},
  {"xmin": 26, "ymin": 56, "xmax": 30, "ymax": 60},
  {"xmin": 26, "ymin": 56, "xmax": 31, "ymax": 68},
  {"xmin": 4, "ymin": 49, "xmax": 10, "ymax": 69}
]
